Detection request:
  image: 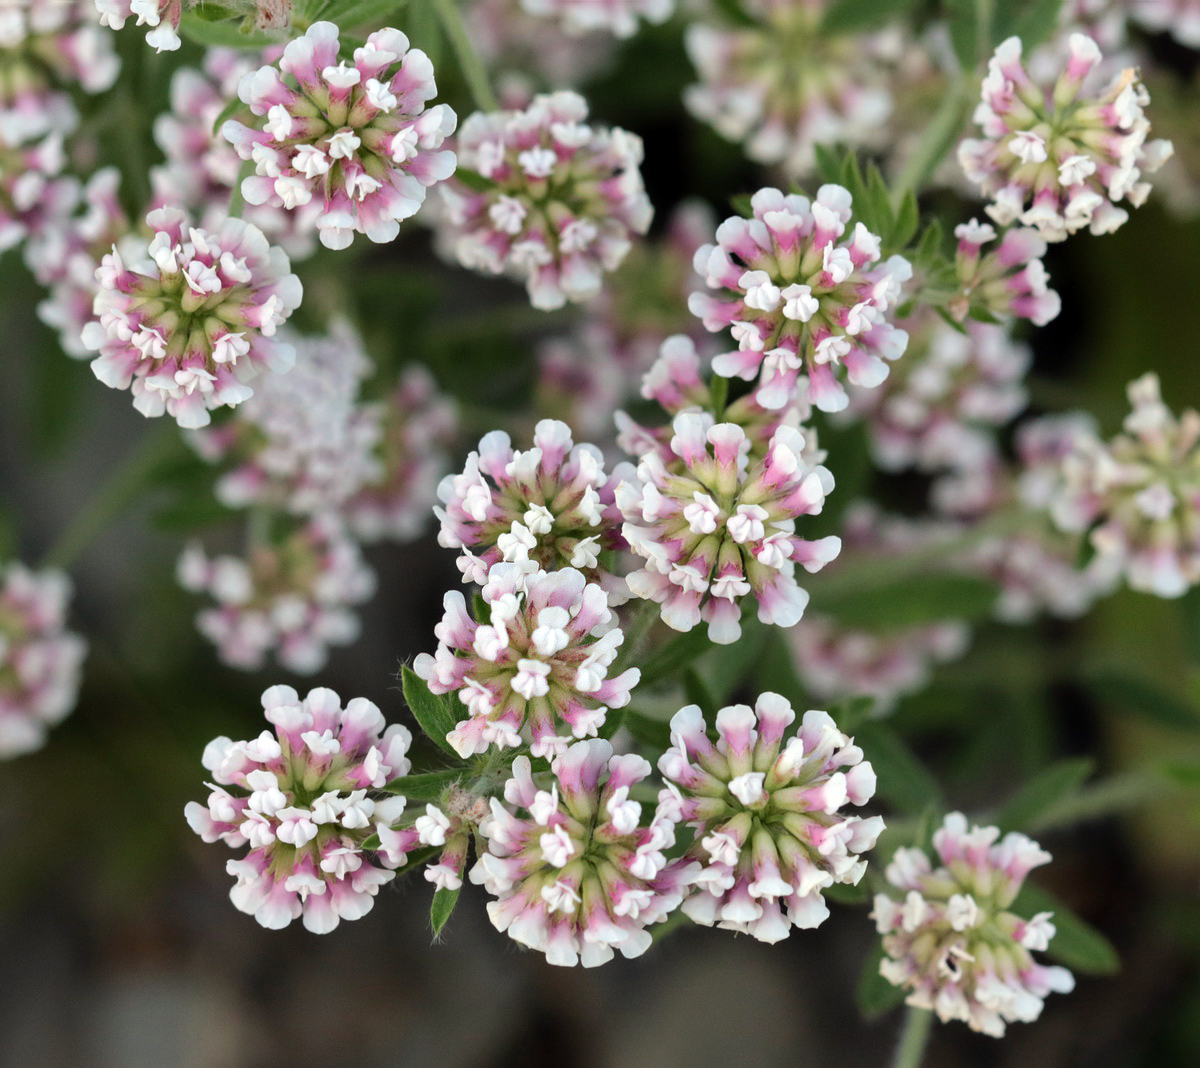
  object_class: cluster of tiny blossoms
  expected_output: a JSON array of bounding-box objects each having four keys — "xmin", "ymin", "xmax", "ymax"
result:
[
  {"xmin": 661, "ymin": 694, "xmax": 881, "ymax": 941},
  {"xmin": 82, "ymin": 207, "xmax": 302, "ymax": 428},
  {"xmin": 94, "ymin": 0, "xmax": 182, "ymax": 53},
  {"xmin": 439, "ymin": 91, "xmax": 652, "ymax": 310},
  {"xmin": 873, "ymin": 813, "xmax": 1074, "ymax": 1037},
  {"xmin": 690, "ymin": 186, "xmax": 911, "ymax": 413},
  {"xmin": 617, "ymin": 411, "xmax": 841, "ymax": 644},
  {"xmin": 186, "ymin": 686, "xmax": 412, "ymax": 932},
  {"xmin": 0, "ymin": 564, "xmax": 87, "ymax": 760},
  {"xmin": 959, "ymin": 34, "xmax": 1173, "ymax": 240},
  {"xmin": 223, "ymin": 22, "xmax": 457, "ymax": 250},
  {"xmin": 520, "ymin": 0, "xmax": 673, "ymax": 38}
]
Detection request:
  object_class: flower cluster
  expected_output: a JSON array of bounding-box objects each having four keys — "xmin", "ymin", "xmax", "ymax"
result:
[
  {"xmin": 873, "ymin": 813, "xmax": 1075, "ymax": 1037},
  {"xmin": 223, "ymin": 22, "xmax": 457, "ymax": 250},
  {"xmin": 685, "ymin": 0, "xmax": 898, "ymax": 177},
  {"xmin": 519, "ymin": 0, "xmax": 673, "ymax": 38},
  {"xmin": 0, "ymin": 563, "xmax": 87, "ymax": 760},
  {"xmin": 689, "ymin": 186, "xmax": 911, "ymax": 413},
  {"xmin": 1045, "ymin": 373, "xmax": 1200, "ymax": 598},
  {"xmin": 660, "ymin": 694, "xmax": 883, "ymax": 942},
  {"xmin": 94, "ymin": 0, "xmax": 182, "ymax": 52},
  {"xmin": 378, "ymin": 787, "xmax": 491, "ymax": 892},
  {"xmin": 467, "ymin": 0, "xmax": 616, "ymax": 87},
  {"xmin": 617, "ymin": 411, "xmax": 841, "ymax": 644},
  {"xmin": 414, "ymin": 564, "xmax": 639, "ymax": 758},
  {"xmin": 950, "ymin": 219, "xmax": 1061, "ymax": 327},
  {"xmin": 471, "ymin": 740, "xmax": 692, "ymax": 966},
  {"xmin": 438, "ymin": 91, "xmax": 652, "ymax": 309},
  {"xmin": 1130, "ymin": 0, "xmax": 1200, "ymax": 49},
  {"xmin": 435, "ymin": 418, "xmax": 628, "ymax": 586},
  {"xmin": 81, "ymin": 207, "xmax": 303, "ymax": 428},
  {"xmin": 186, "ymin": 686, "xmax": 412, "ymax": 932},
  {"xmin": 178, "ymin": 515, "xmax": 375, "ymax": 674},
  {"xmin": 958, "ymin": 34, "xmax": 1174, "ymax": 240}
]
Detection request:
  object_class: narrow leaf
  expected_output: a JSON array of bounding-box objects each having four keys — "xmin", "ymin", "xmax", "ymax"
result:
[
  {"xmin": 639, "ymin": 628, "xmax": 712, "ymax": 688},
  {"xmin": 401, "ymin": 665, "xmax": 460, "ymax": 756},
  {"xmin": 179, "ymin": 12, "xmax": 275, "ymax": 47},
  {"xmin": 994, "ymin": 757, "xmax": 1095, "ymax": 832},
  {"xmin": 1009, "ymin": 0, "xmax": 1067, "ymax": 51},
  {"xmin": 453, "ymin": 167, "xmax": 494, "ymax": 193},
  {"xmin": 822, "ymin": 0, "xmax": 919, "ymax": 34},
  {"xmin": 622, "ymin": 708, "xmax": 673, "ymax": 751},
  {"xmin": 382, "ymin": 768, "xmax": 463, "ymax": 799},
  {"xmin": 1081, "ymin": 668, "xmax": 1200, "ymax": 730},
  {"xmin": 430, "ymin": 886, "xmax": 461, "ymax": 937},
  {"xmin": 811, "ymin": 572, "xmax": 999, "ymax": 630},
  {"xmin": 857, "ymin": 942, "xmax": 907, "ymax": 1020},
  {"xmin": 1012, "ymin": 884, "xmax": 1120, "ymax": 975},
  {"xmin": 856, "ymin": 722, "xmax": 943, "ymax": 815}
]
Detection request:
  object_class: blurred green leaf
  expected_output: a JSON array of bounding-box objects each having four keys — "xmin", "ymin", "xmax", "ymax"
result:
[
  {"xmin": 683, "ymin": 668, "xmax": 716, "ymax": 711},
  {"xmin": 382, "ymin": 768, "xmax": 463, "ymax": 799},
  {"xmin": 1180, "ymin": 587, "xmax": 1200, "ymax": 665},
  {"xmin": 1000, "ymin": 0, "xmax": 1067, "ymax": 50},
  {"xmin": 1081, "ymin": 668, "xmax": 1200, "ymax": 730},
  {"xmin": 856, "ymin": 722, "xmax": 944, "ymax": 814},
  {"xmin": 430, "ymin": 885, "xmax": 460, "ymax": 937},
  {"xmin": 333, "ymin": 0, "xmax": 412, "ymax": 27},
  {"xmin": 639, "ymin": 628, "xmax": 712, "ymax": 688},
  {"xmin": 401, "ymin": 665, "xmax": 460, "ymax": 756},
  {"xmin": 857, "ymin": 942, "xmax": 907, "ymax": 1020},
  {"xmin": 453, "ymin": 167, "xmax": 494, "ymax": 193},
  {"xmin": 1013, "ymin": 883, "xmax": 1121, "ymax": 975},
  {"xmin": 811, "ymin": 572, "xmax": 998, "ymax": 630},
  {"xmin": 822, "ymin": 0, "xmax": 920, "ymax": 34},
  {"xmin": 994, "ymin": 757, "xmax": 1095, "ymax": 832},
  {"xmin": 623, "ymin": 708, "xmax": 673, "ymax": 750},
  {"xmin": 179, "ymin": 11, "xmax": 275, "ymax": 47}
]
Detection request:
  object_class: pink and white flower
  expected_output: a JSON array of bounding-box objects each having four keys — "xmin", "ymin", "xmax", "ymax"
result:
[
  {"xmin": 519, "ymin": 0, "xmax": 672, "ymax": 38},
  {"xmin": 178, "ymin": 515, "xmax": 375, "ymax": 674},
  {"xmin": 950, "ymin": 219, "xmax": 1061, "ymax": 326},
  {"xmin": 689, "ymin": 185, "xmax": 911, "ymax": 413},
  {"xmin": 660, "ymin": 693, "xmax": 883, "ymax": 942},
  {"xmin": 414, "ymin": 565, "xmax": 639, "ymax": 758},
  {"xmin": 94, "ymin": 0, "xmax": 182, "ymax": 52},
  {"xmin": 616, "ymin": 411, "xmax": 841, "ymax": 644},
  {"xmin": 438, "ymin": 91, "xmax": 652, "ymax": 310},
  {"xmin": 185, "ymin": 685, "xmax": 413, "ymax": 933},
  {"xmin": 0, "ymin": 563, "xmax": 87, "ymax": 760},
  {"xmin": 470, "ymin": 739, "xmax": 693, "ymax": 966},
  {"xmin": 1129, "ymin": 0, "xmax": 1200, "ymax": 48},
  {"xmin": 81, "ymin": 206, "xmax": 302, "ymax": 429},
  {"xmin": 222, "ymin": 21, "xmax": 457, "ymax": 250},
  {"xmin": 958, "ymin": 34, "xmax": 1173, "ymax": 241},
  {"xmin": 873, "ymin": 812, "xmax": 1075, "ymax": 1037}
]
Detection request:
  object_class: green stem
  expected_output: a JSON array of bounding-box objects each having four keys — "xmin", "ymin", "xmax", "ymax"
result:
[
  {"xmin": 892, "ymin": 1006, "xmax": 933, "ymax": 1068},
  {"xmin": 432, "ymin": 0, "xmax": 499, "ymax": 112},
  {"xmin": 615, "ymin": 598, "xmax": 661, "ymax": 674},
  {"xmin": 42, "ymin": 423, "xmax": 181, "ymax": 571},
  {"xmin": 890, "ymin": 78, "xmax": 972, "ymax": 208}
]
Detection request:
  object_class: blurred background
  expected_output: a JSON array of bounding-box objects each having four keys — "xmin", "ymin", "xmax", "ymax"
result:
[{"xmin": 3, "ymin": 4, "xmax": 1200, "ymax": 1066}]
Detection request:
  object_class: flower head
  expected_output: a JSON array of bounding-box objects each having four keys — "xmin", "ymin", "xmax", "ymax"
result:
[
  {"xmin": 950, "ymin": 219, "xmax": 1061, "ymax": 326},
  {"xmin": 689, "ymin": 185, "xmax": 911, "ymax": 413},
  {"xmin": 958, "ymin": 35, "xmax": 1173, "ymax": 241},
  {"xmin": 414, "ymin": 565, "xmax": 639, "ymax": 758},
  {"xmin": 0, "ymin": 563, "xmax": 87, "ymax": 759},
  {"xmin": 617, "ymin": 411, "xmax": 841, "ymax": 644},
  {"xmin": 470, "ymin": 739, "xmax": 692, "ymax": 966},
  {"xmin": 438, "ymin": 91, "xmax": 652, "ymax": 309},
  {"xmin": 178, "ymin": 515, "xmax": 375, "ymax": 673},
  {"xmin": 435, "ymin": 419, "xmax": 629, "ymax": 586},
  {"xmin": 660, "ymin": 694, "xmax": 883, "ymax": 942},
  {"xmin": 222, "ymin": 21, "xmax": 457, "ymax": 250},
  {"xmin": 873, "ymin": 812, "xmax": 1075, "ymax": 1037},
  {"xmin": 185, "ymin": 685, "xmax": 413, "ymax": 932},
  {"xmin": 81, "ymin": 207, "xmax": 302, "ymax": 428}
]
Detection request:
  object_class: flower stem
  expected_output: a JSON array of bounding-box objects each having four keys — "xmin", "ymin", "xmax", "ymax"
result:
[
  {"xmin": 890, "ymin": 78, "xmax": 972, "ymax": 208},
  {"xmin": 432, "ymin": 0, "xmax": 499, "ymax": 113},
  {"xmin": 892, "ymin": 1006, "xmax": 933, "ymax": 1068}
]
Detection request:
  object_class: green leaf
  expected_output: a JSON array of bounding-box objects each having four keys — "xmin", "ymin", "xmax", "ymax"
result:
[
  {"xmin": 639, "ymin": 628, "xmax": 712, "ymax": 688},
  {"xmin": 598, "ymin": 705, "xmax": 626, "ymax": 740},
  {"xmin": 453, "ymin": 167, "xmax": 494, "ymax": 193},
  {"xmin": 1179, "ymin": 587, "xmax": 1200, "ymax": 665},
  {"xmin": 179, "ymin": 11, "xmax": 276, "ymax": 48},
  {"xmin": 712, "ymin": 0, "xmax": 760, "ymax": 27},
  {"xmin": 622, "ymin": 708, "xmax": 673, "ymax": 751},
  {"xmin": 382, "ymin": 768, "xmax": 463, "ymax": 799},
  {"xmin": 430, "ymin": 885, "xmax": 460, "ymax": 937},
  {"xmin": 810, "ymin": 572, "xmax": 999, "ymax": 630},
  {"xmin": 830, "ymin": 695, "xmax": 876, "ymax": 733},
  {"xmin": 401, "ymin": 665, "xmax": 460, "ymax": 756},
  {"xmin": 857, "ymin": 942, "xmax": 907, "ymax": 1020},
  {"xmin": 1007, "ymin": 0, "xmax": 1067, "ymax": 51},
  {"xmin": 730, "ymin": 192, "xmax": 755, "ymax": 217},
  {"xmin": 892, "ymin": 191, "xmax": 920, "ymax": 252},
  {"xmin": 813, "ymin": 143, "xmax": 844, "ymax": 186},
  {"xmin": 945, "ymin": 0, "xmax": 985, "ymax": 70},
  {"xmin": 1080, "ymin": 668, "xmax": 1200, "ymax": 730},
  {"xmin": 856, "ymin": 722, "xmax": 943, "ymax": 815},
  {"xmin": 994, "ymin": 758, "xmax": 1095, "ymax": 833},
  {"xmin": 683, "ymin": 668, "xmax": 716, "ymax": 711},
  {"xmin": 210, "ymin": 94, "xmax": 245, "ymax": 138},
  {"xmin": 331, "ymin": 0, "xmax": 412, "ymax": 27},
  {"xmin": 913, "ymin": 218, "xmax": 946, "ymax": 270},
  {"xmin": 822, "ymin": 0, "xmax": 920, "ymax": 34},
  {"xmin": 1012, "ymin": 884, "xmax": 1120, "ymax": 975}
]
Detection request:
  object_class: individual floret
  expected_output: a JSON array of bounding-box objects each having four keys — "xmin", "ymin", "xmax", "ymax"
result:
[
  {"xmin": 470, "ymin": 739, "xmax": 693, "ymax": 966},
  {"xmin": 185, "ymin": 685, "xmax": 412, "ymax": 932},
  {"xmin": 617, "ymin": 411, "xmax": 841, "ymax": 644},
  {"xmin": 81, "ymin": 206, "xmax": 302, "ymax": 428},
  {"xmin": 659, "ymin": 693, "xmax": 883, "ymax": 942},
  {"xmin": 689, "ymin": 185, "xmax": 911, "ymax": 412},
  {"xmin": 94, "ymin": 0, "xmax": 182, "ymax": 52},
  {"xmin": 949, "ymin": 219, "xmax": 1061, "ymax": 326},
  {"xmin": 223, "ymin": 21, "xmax": 457, "ymax": 250},
  {"xmin": 438, "ymin": 91, "xmax": 652, "ymax": 310},
  {"xmin": 958, "ymin": 34, "xmax": 1173, "ymax": 241},
  {"xmin": 0, "ymin": 563, "xmax": 87, "ymax": 759},
  {"xmin": 873, "ymin": 812, "xmax": 1075, "ymax": 1037},
  {"xmin": 414, "ymin": 564, "xmax": 639, "ymax": 758}
]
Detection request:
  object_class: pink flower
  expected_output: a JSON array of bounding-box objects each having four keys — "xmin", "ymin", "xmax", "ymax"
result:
[
  {"xmin": 178, "ymin": 515, "xmax": 375, "ymax": 674},
  {"xmin": 185, "ymin": 685, "xmax": 413, "ymax": 933},
  {"xmin": 80, "ymin": 206, "xmax": 303, "ymax": 428},
  {"xmin": 950, "ymin": 219, "xmax": 1061, "ymax": 326},
  {"xmin": 223, "ymin": 22, "xmax": 457, "ymax": 250},
  {"xmin": 616, "ymin": 411, "xmax": 841, "ymax": 644},
  {"xmin": 689, "ymin": 185, "xmax": 911, "ymax": 413},
  {"xmin": 958, "ymin": 35, "xmax": 1173, "ymax": 241},
  {"xmin": 1130, "ymin": 0, "xmax": 1200, "ymax": 49},
  {"xmin": 0, "ymin": 563, "xmax": 87, "ymax": 759},
  {"xmin": 413, "ymin": 565, "xmax": 639, "ymax": 758},
  {"xmin": 466, "ymin": 0, "xmax": 616, "ymax": 86},
  {"xmin": 873, "ymin": 812, "xmax": 1075, "ymax": 1037},
  {"xmin": 438, "ymin": 91, "xmax": 652, "ymax": 309},
  {"xmin": 470, "ymin": 739, "xmax": 693, "ymax": 966},
  {"xmin": 519, "ymin": 0, "xmax": 673, "ymax": 38},
  {"xmin": 660, "ymin": 694, "xmax": 883, "ymax": 942},
  {"xmin": 94, "ymin": 0, "xmax": 182, "ymax": 52}
]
